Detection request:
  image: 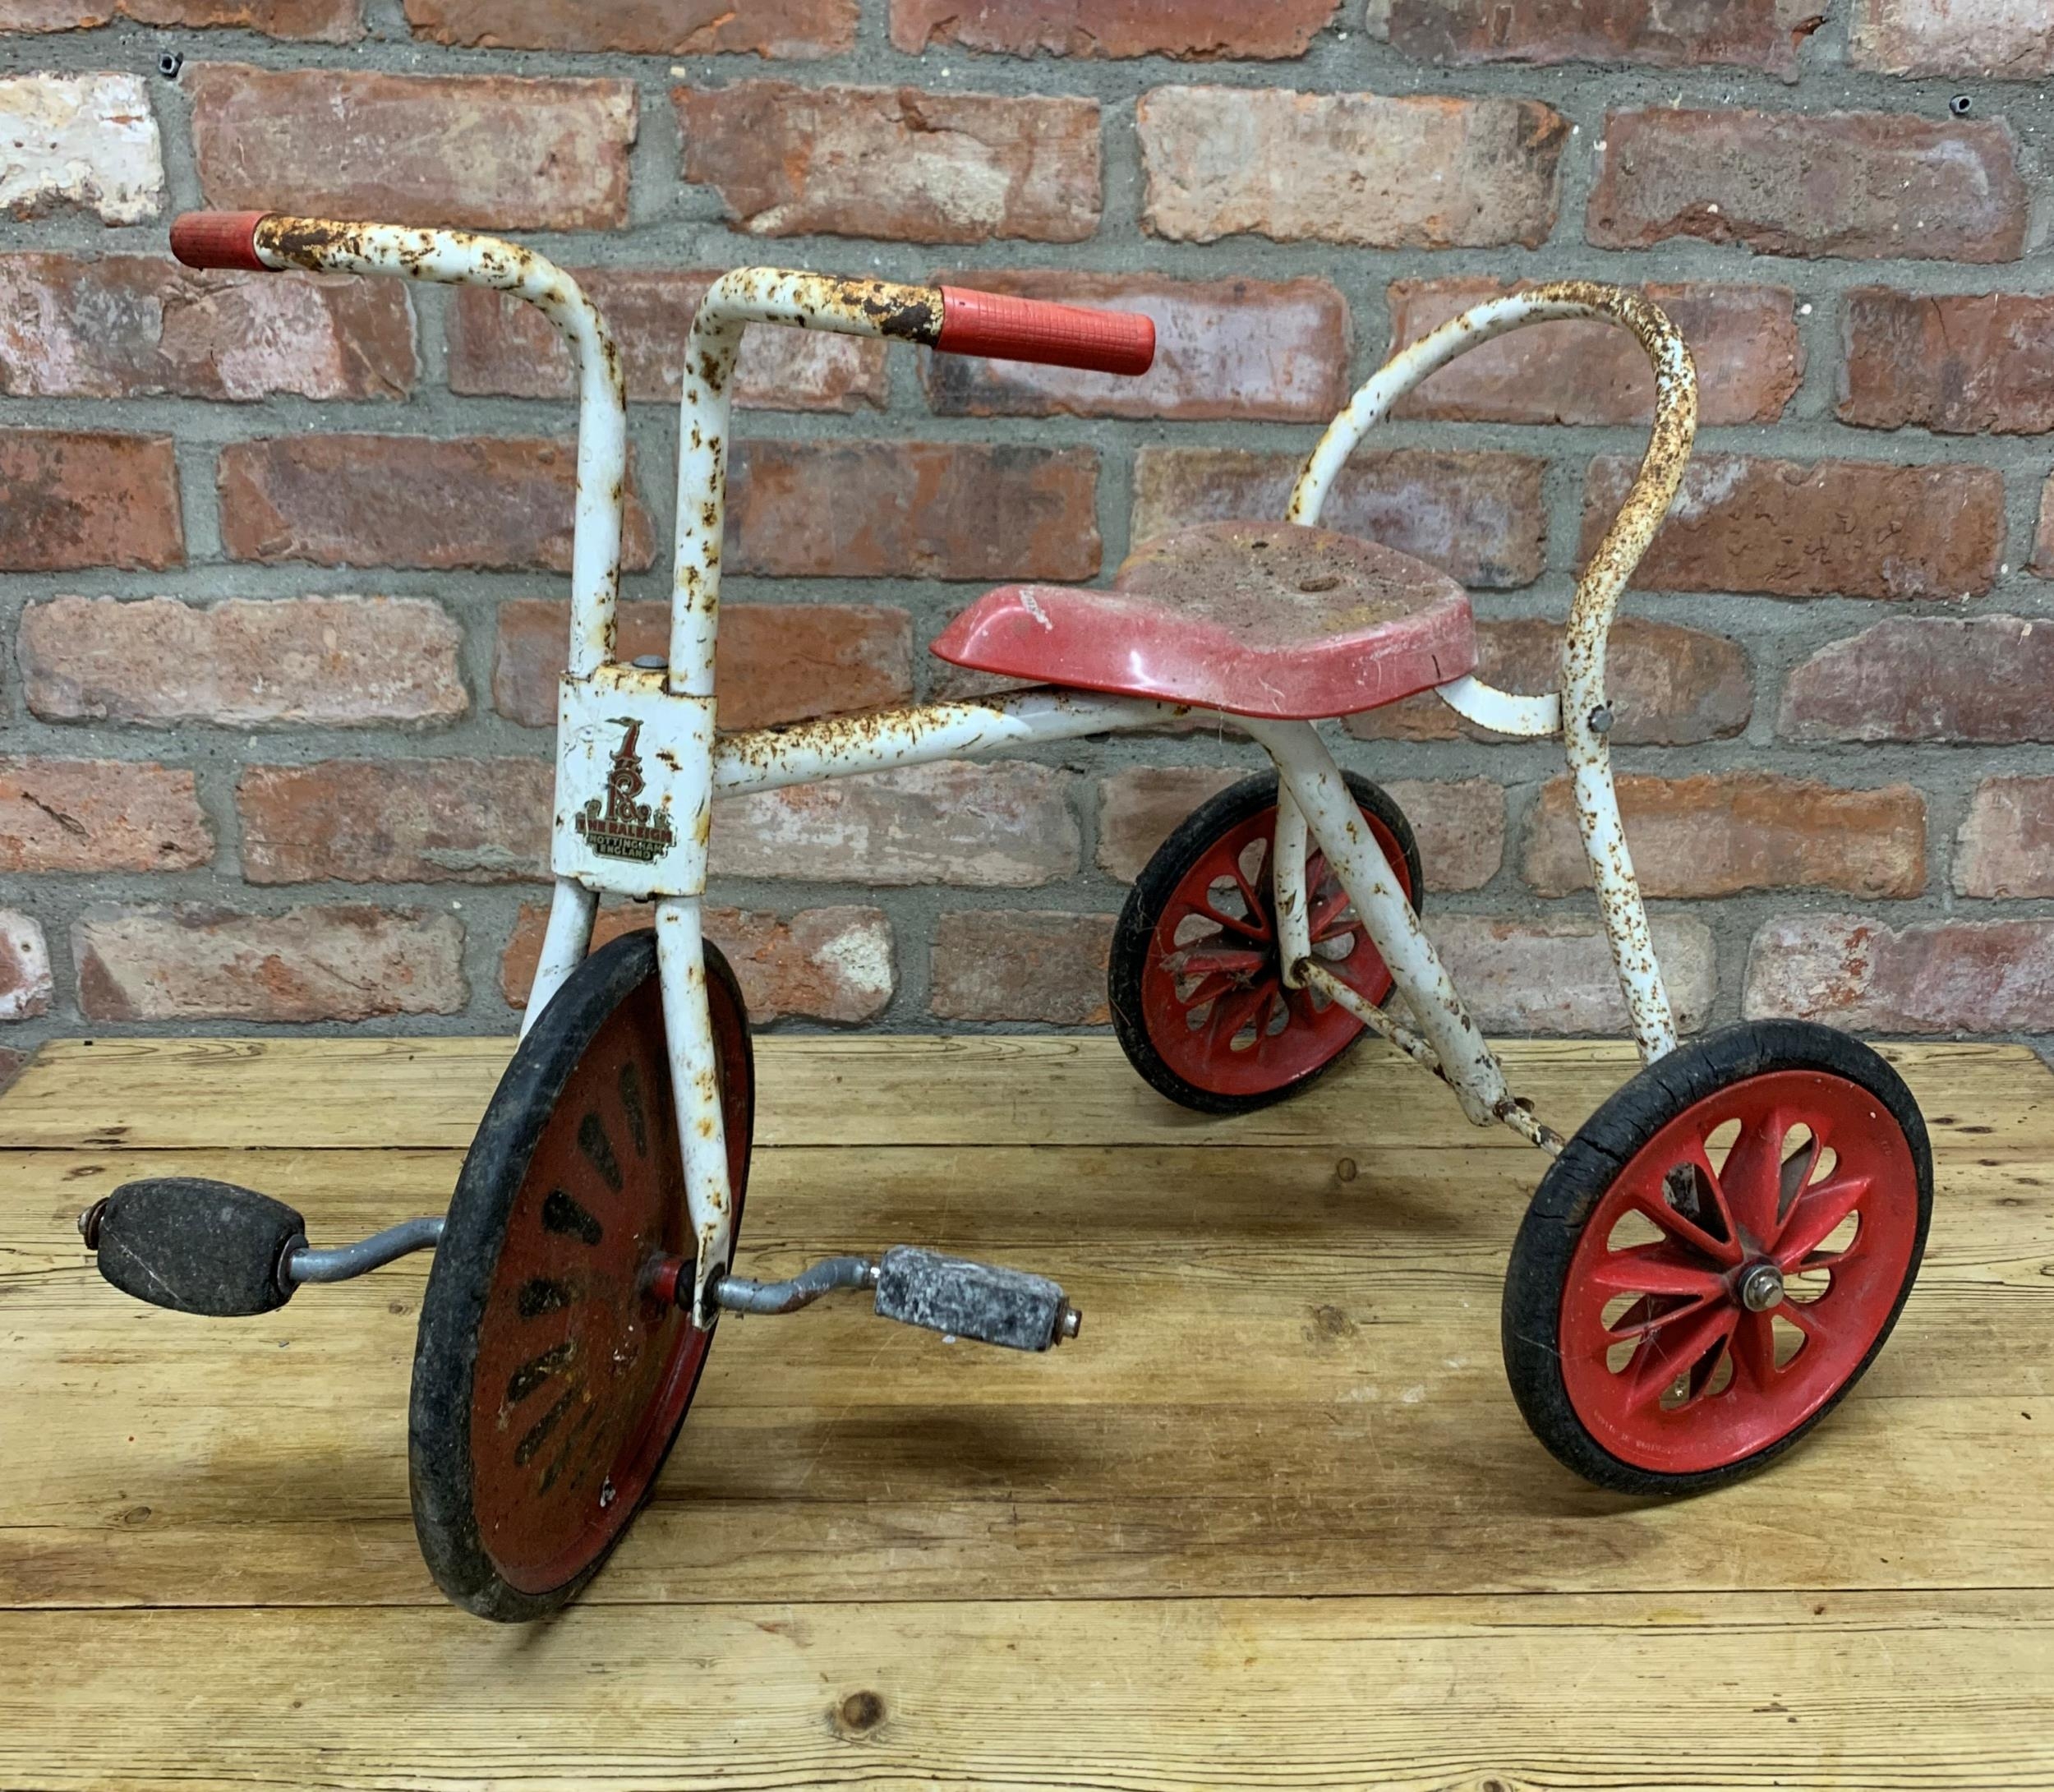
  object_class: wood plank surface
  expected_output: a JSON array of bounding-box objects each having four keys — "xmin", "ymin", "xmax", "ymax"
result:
[{"xmin": 2, "ymin": 1034, "xmax": 2051, "ymax": 1789}]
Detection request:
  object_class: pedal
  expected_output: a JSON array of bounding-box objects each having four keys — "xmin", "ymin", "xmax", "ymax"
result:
[
  {"xmin": 82, "ymin": 1178, "xmax": 307, "ymax": 1316},
  {"xmin": 873, "ymin": 1246, "xmax": 1080, "ymax": 1352}
]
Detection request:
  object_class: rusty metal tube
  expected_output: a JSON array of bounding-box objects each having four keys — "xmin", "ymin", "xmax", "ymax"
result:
[
  {"xmin": 175, "ymin": 214, "xmax": 632, "ymax": 682},
  {"xmin": 1290, "ymin": 283, "xmax": 1697, "ymax": 1062}
]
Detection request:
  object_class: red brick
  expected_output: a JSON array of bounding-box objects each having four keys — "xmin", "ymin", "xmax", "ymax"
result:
[
  {"xmin": 1095, "ymin": 767, "xmax": 1240, "ymax": 881},
  {"xmin": 1430, "ymin": 914, "xmax": 1716, "ymax": 1034},
  {"xmin": 0, "ymin": 72, "xmax": 163, "ymax": 223},
  {"xmin": 1, "ymin": 0, "xmax": 362, "ymax": 35},
  {"xmin": 1588, "ymin": 108, "xmax": 2027, "ymax": 263},
  {"xmin": 0, "ymin": 431, "xmax": 182, "ymax": 571},
  {"xmin": 491, "ymin": 598, "xmax": 911, "ymax": 730},
  {"xmin": 0, "ymin": 255, "xmax": 412, "ymax": 403},
  {"xmin": 1954, "ymin": 778, "xmax": 2054, "ymax": 899},
  {"xmin": 0, "ymin": 758, "xmax": 210, "ymax": 873},
  {"xmin": 677, "ymin": 82, "xmax": 1100, "ymax": 243},
  {"xmin": 1523, "ymin": 772, "xmax": 1926, "ymax": 900},
  {"xmin": 2030, "ymin": 479, "xmax": 2054, "ymax": 579},
  {"xmin": 237, "ymin": 758, "xmax": 550, "ymax": 885},
  {"xmin": 712, "ymin": 762, "xmax": 1078, "ymax": 887},
  {"xmin": 1375, "ymin": 0, "xmax": 1817, "ymax": 73},
  {"xmin": 0, "ymin": 910, "xmax": 52, "ymax": 1022},
  {"xmin": 216, "ymin": 435, "xmax": 655, "ymax": 574},
  {"xmin": 892, "ymin": 0, "xmax": 1336, "ymax": 56},
  {"xmin": 730, "ymin": 441, "xmax": 1098, "ymax": 581},
  {"xmin": 75, "ymin": 903, "xmax": 465, "ymax": 1022},
  {"xmin": 1132, "ymin": 446, "xmax": 1545, "ymax": 589},
  {"xmin": 1744, "ymin": 914, "xmax": 2054, "ymax": 1032},
  {"xmin": 1840, "ymin": 288, "xmax": 2054, "ymax": 435},
  {"xmin": 1138, "ymin": 85, "xmax": 1566, "ymax": 248},
  {"xmin": 930, "ymin": 910, "xmax": 1114, "ymax": 1025},
  {"xmin": 1850, "ymin": 0, "xmax": 2054, "ymax": 76},
  {"xmin": 1094, "ymin": 766, "xmax": 1499, "ymax": 891},
  {"xmin": 501, "ymin": 901, "xmax": 893, "ymax": 1021},
  {"xmin": 1581, "ymin": 455, "xmax": 2003, "ymax": 601},
  {"xmin": 20, "ymin": 595, "xmax": 466, "ymax": 730},
  {"xmin": 191, "ymin": 64, "xmax": 635, "ymax": 232},
  {"xmin": 1348, "ymin": 616, "xmax": 1752, "ymax": 746},
  {"xmin": 406, "ymin": 0, "xmax": 852, "ymax": 54},
  {"xmin": 448, "ymin": 270, "xmax": 886, "ymax": 410},
  {"xmin": 1387, "ymin": 279, "xmax": 1799, "ymax": 426},
  {"xmin": 1780, "ymin": 616, "xmax": 2054, "ymax": 744},
  {"xmin": 923, "ymin": 272, "xmax": 1350, "ymax": 422}
]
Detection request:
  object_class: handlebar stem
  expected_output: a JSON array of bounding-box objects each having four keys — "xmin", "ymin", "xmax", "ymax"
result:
[{"xmin": 670, "ymin": 269, "xmax": 947, "ymax": 702}]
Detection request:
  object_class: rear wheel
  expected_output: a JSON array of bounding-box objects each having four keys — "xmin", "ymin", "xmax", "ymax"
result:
[
  {"xmin": 1109, "ymin": 771, "xmax": 1421, "ymax": 1115},
  {"xmin": 410, "ymin": 928, "xmax": 753, "ymax": 1620},
  {"xmin": 1503, "ymin": 1020, "xmax": 1930, "ymax": 1495}
]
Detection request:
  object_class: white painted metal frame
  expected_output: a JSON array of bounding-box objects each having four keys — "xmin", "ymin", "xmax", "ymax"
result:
[{"xmin": 240, "ymin": 221, "xmax": 1698, "ymax": 1318}]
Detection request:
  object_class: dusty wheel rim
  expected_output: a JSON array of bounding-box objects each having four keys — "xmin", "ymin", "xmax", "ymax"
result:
[
  {"xmin": 412, "ymin": 930, "xmax": 752, "ymax": 1615},
  {"xmin": 1559, "ymin": 1068, "xmax": 1920, "ymax": 1476},
  {"xmin": 1137, "ymin": 799, "xmax": 1409, "ymax": 1102}
]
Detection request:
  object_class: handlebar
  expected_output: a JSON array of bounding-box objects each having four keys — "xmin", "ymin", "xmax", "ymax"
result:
[{"xmin": 168, "ymin": 210, "xmax": 1155, "ymax": 376}]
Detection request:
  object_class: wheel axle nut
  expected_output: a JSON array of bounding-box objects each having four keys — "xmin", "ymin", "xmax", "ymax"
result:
[{"xmin": 1739, "ymin": 1262, "xmax": 1785, "ymax": 1313}]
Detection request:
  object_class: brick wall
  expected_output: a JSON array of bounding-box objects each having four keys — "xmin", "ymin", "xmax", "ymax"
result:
[{"xmin": 2, "ymin": 0, "xmax": 2053, "ymax": 1053}]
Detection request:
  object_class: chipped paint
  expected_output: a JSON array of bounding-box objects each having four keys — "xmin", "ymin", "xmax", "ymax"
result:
[{"xmin": 1287, "ymin": 280, "xmax": 1697, "ymax": 1068}]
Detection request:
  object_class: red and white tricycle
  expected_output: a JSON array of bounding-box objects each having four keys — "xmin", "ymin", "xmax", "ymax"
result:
[{"xmin": 81, "ymin": 210, "xmax": 1932, "ymax": 1620}]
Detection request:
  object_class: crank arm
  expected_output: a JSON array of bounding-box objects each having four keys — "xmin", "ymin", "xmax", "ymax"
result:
[
  {"xmin": 81, "ymin": 1179, "xmax": 444, "ymax": 1316},
  {"xmin": 692, "ymin": 1246, "xmax": 1083, "ymax": 1352}
]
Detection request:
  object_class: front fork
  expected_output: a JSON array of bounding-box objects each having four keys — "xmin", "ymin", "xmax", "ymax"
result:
[{"xmin": 654, "ymin": 896, "xmax": 738, "ymax": 1327}]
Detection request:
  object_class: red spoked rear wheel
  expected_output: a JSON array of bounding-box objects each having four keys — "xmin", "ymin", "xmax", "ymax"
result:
[
  {"xmin": 1504, "ymin": 1020, "xmax": 1931, "ymax": 1494},
  {"xmin": 1109, "ymin": 772, "xmax": 1421, "ymax": 1114}
]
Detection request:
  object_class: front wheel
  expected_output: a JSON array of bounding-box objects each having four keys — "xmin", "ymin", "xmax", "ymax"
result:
[
  {"xmin": 1502, "ymin": 1020, "xmax": 1931, "ymax": 1496},
  {"xmin": 409, "ymin": 928, "xmax": 754, "ymax": 1620}
]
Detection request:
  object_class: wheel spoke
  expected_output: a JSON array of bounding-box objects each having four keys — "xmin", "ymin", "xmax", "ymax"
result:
[
  {"xmin": 1626, "ymin": 1301, "xmax": 1737, "ymax": 1416},
  {"xmin": 1727, "ymin": 1307, "xmax": 1779, "ymax": 1394},
  {"xmin": 1712, "ymin": 1105, "xmax": 1789, "ymax": 1250},
  {"xmin": 1306, "ymin": 878, "xmax": 1356, "ymax": 942},
  {"xmin": 1207, "ymin": 979, "xmax": 1273, "ymax": 1047},
  {"xmin": 1585, "ymin": 1242, "xmax": 1728, "ymax": 1302},
  {"xmin": 1624, "ymin": 1181, "xmax": 1744, "ymax": 1268},
  {"xmin": 1172, "ymin": 945, "xmax": 1268, "ymax": 979},
  {"xmin": 1175, "ymin": 892, "xmax": 1268, "ymax": 947},
  {"xmin": 1774, "ymin": 1171, "xmax": 1872, "ymax": 1269}
]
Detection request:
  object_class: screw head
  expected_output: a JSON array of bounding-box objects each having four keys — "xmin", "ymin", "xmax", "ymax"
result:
[{"xmin": 1739, "ymin": 1261, "xmax": 1785, "ymax": 1313}]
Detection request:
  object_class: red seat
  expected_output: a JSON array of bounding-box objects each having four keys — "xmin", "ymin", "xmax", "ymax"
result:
[{"xmin": 929, "ymin": 521, "xmax": 1476, "ymax": 721}]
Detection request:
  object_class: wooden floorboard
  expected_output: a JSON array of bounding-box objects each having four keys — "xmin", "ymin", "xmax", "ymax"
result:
[{"xmin": 2, "ymin": 1034, "xmax": 2051, "ymax": 1789}]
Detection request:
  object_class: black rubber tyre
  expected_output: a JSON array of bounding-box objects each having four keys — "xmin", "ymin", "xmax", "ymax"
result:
[
  {"xmin": 1502, "ymin": 1019, "xmax": 1931, "ymax": 1497},
  {"xmin": 1108, "ymin": 770, "xmax": 1423, "ymax": 1117},
  {"xmin": 410, "ymin": 928, "xmax": 753, "ymax": 1621}
]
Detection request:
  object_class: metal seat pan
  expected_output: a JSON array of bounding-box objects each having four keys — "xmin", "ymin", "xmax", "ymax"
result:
[{"xmin": 929, "ymin": 522, "xmax": 1476, "ymax": 721}]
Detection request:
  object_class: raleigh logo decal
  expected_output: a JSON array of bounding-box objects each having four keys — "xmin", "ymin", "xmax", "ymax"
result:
[{"xmin": 576, "ymin": 719, "xmax": 675, "ymax": 863}]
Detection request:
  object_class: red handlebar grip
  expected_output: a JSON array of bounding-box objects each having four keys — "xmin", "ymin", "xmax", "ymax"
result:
[
  {"xmin": 936, "ymin": 287, "xmax": 1155, "ymax": 376},
  {"xmin": 170, "ymin": 211, "xmax": 273, "ymax": 272}
]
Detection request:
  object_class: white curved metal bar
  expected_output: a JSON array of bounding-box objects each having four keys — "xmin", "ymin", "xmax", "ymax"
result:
[
  {"xmin": 249, "ymin": 218, "xmax": 628, "ymax": 680},
  {"xmin": 1435, "ymin": 674, "xmax": 1561, "ymax": 738},
  {"xmin": 1290, "ymin": 282, "xmax": 1699, "ymax": 1063}
]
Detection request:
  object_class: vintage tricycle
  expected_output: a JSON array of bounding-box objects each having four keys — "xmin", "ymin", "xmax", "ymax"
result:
[{"xmin": 81, "ymin": 210, "xmax": 1932, "ymax": 1620}]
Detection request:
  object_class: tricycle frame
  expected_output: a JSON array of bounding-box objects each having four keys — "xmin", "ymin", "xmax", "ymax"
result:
[{"xmin": 204, "ymin": 214, "xmax": 1697, "ymax": 1328}]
